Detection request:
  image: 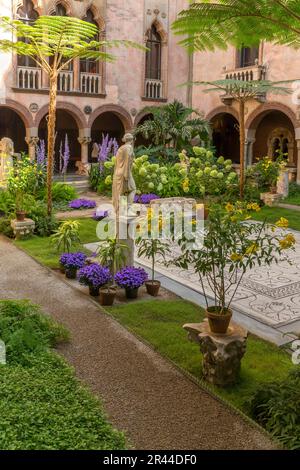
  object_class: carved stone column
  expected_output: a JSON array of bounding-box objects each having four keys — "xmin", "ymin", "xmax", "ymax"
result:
[
  {"xmin": 297, "ymin": 140, "xmax": 300, "ymax": 184},
  {"xmin": 25, "ymin": 136, "xmax": 39, "ymax": 161},
  {"xmin": 184, "ymin": 320, "xmax": 248, "ymax": 387}
]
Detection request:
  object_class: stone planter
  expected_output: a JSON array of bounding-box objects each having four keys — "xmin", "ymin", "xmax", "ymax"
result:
[
  {"xmin": 11, "ymin": 218, "xmax": 35, "ymax": 240},
  {"xmin": 260, "ymin": 192, "xmax": 282, "ymax": 207},
  {"xmin": 145, "ymin": 280, "xmax": 161, "ymax": 297},
  {"xmin": 125, "ymin": 287, "xmax": 139, "ymax": 299},
  {"xmin": 100, "ymin": 287, "xmax": 117, "ymax": 306},
  {"xmin": 183, "ymin": 320, "xmax": 248, "ymax": 387},
  {"xmin": 206, "ymin": 307, "xmax": 232, "ymax": 335}
]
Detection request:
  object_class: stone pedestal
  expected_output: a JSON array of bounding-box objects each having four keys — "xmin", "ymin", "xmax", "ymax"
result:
[
  {"xmin": 260, "ymin": 192, "xmax": 282, "ymax": 207},
  {"xmin": 118, "ymin": 214, "xmax": 139, "ymax": 267},
  {"xmin": 11, "ymin": 218, "xmax": 35, "ymax": 240},
  {"xmin": 277, "ymin": 170, "xmax": 289, "ymax": 198},
  {"xmin": 183, "ymin": 320, "xmax": 248, "ymax": 387}
]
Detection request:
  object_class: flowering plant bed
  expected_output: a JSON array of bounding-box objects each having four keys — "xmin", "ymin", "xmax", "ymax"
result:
[
  {"xmin": 92, "ymin": 209, "xmax": 109, "ymax": 221},
  {"xmin": 78, "ymin": 263, "xmax": 112, "ymax": 296},
  {"xmin": 69, "ymin": 199, "xmax": 97, "ymax": 210},
  {"xmin": 134, "ymin": 194, "xmax": 160, "ymax": 204}
]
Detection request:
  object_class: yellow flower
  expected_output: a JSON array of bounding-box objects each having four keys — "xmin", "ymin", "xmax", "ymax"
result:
[
  {"xmin": 275, "ymin": 217, "xmax": 289, "ymax": 229},
  {"xmin": 230, "ymin": 253, "xmax": 243, "ymax": 262},
  {"xmin": 247, "ymin": 203, "xmax": 261, "ymax": 212},
  {"xmin": 279, "ymin": 234, "xmax": 296, "ymax": 249},
  {"xmin": 225, "ymin": 202, "xmax": 234, "ymax": 213},
  {"xmin": 245, "ymin": 243, "xmax": 259, "ymax": 256}
]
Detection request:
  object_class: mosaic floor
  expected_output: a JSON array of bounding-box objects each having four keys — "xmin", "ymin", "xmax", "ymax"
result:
[{"xmin": 136, "ymin": 229, "xmax": 300, "ymax": 328}]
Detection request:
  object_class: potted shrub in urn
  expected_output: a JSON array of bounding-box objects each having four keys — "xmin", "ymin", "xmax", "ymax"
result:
[
  {"xmin": 59, "ymin": 252, "xmax": 87, "ymax": 279},
  {"xmin": 78, "ymin": 263, "xmax": 112, "ymax": 297},
  {"xmin": 136, "ymin": 237, "xmax": 170, "ymax": 296},
  {"xmin": 173, "ymin": 202, "xmax": 295, "ymax": 334},
  {"xmin": 115, "ymin": 266, "xmax": 148, "ymax": 299}
]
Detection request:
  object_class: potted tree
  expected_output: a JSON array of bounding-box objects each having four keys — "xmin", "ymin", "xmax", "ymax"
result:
[
  {"xmin": 115, "ymin": 266, "xmax": 148, "ymax": 299},
  {"xmin": 78, "ymin": 263, "xmax": 112, "ymax": 297},
  {"xmin": 173, "ymin": 203, "xmax": 295, "ymax": 334},
  {"xmin": 136, "ymin": 237, "xmax": 170, "ymax": 296}
]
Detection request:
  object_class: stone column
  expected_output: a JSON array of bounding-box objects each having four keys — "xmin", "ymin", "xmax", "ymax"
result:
[
  {"xmin": 25, "ymin": 135, "xmax": 39, "ymax": 161},
  {"xmin": 73, "ymin": 58, "xmax": 80, "ymax": 92},
  {"xmin": 245, "ymin": 129, "xmax": 256, "ymax": 167},
  {"xmin": 78, "ymin": 135, "xmax": 91, "ymax": 164},
  {"xmin": 297, "ymin": 140, "xmax": 300, "ymax": 184}
]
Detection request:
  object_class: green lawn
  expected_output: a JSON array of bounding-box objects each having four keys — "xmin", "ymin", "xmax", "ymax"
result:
[
  {"xmin": 0, "ymin": 300, "xmax": 125, "ymax": 450},
  {"xmin": 282, "ymin": 195, "xmax": 300, "ymax": 206},
  {"xmin": 253, "ymin": 206, "xmax": 300, "ymax": 231},
  {"xmin": 108, "ymin": 300, "xmax": 293, "ymax": 411},
  {"xmin": 15, "ymin": 217, "xmax": 98, "ymax": 269}
]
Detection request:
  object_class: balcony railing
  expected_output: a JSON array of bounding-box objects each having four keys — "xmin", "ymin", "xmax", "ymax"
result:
[
  {"xmin": 17, "ymin": 66, "xmax": 41, "ymax": 90},
  {"xmin": 144, "ymin": 78, "xmax": 164, "ymax": 100},
  {"xmin": 222, "ymin": 63, "xmax": 266, "ymax": 82},
  {"xmin": 80, "ymin": 73, "xmax": 101, "ymax": 94},
  {"xmin": 57, "ymin": 71, "xmax": 73, "ymax": 93}
]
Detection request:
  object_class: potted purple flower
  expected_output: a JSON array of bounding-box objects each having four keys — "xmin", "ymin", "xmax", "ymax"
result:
[
  {"xmin": 59, "ymin": 252, "xmax": 87, "ymax": 279},
  {"xmin": 115, "ymin": 266, "xmax": 148, "ymax": 299},
  {"xmin": 78, "ymin": 263, "xmax": 112, "ymax": 297},
  {"xmin": 69, "ymin": 199, "xmax": 97, "ymax": 210}
]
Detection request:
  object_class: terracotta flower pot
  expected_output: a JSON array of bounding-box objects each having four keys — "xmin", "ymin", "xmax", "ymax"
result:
[
  {"xmin": 59, "ymin": 263, "xmax": 66, "ymax": 274},
  {"xmin": 145, "ymin": 280, "xmax": 161, "ymax": 297},
  {"xmin": 89, "ymin": 285, "xmax": 100, "ymax": 297},
  {"xmin": 100, "ymin": 287, "xmax": 117, "ymax": 306},
  {"xmin": 16, "ymin": 211, "xmax": 26, "ymax": 222},
  {"xmin": 125, "ymin": 287, "xmax": 139, "ymax": 299},
  {"xmin": 206, "ymin": 307, "xmax": 232, "ymax": 335},
  {"xmin": 65, "ymin": 267, "xmax": 77, "ymax": 279}
]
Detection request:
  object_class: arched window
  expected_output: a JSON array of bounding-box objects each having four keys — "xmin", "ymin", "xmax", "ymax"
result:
[
  {"xmin": 237, "ymin": 46, "xmax": 259, "ymax": 68},
  {"xmin": 145, "ymin": 25, "xmax": 161, "ymax": 80},
  {"xmin": 80, "ymin": 9, "xmax": 99, "ymax": 75},
  {"xmin": 17, "ymin": 0, "xmax": 39, "ymax": 67}
]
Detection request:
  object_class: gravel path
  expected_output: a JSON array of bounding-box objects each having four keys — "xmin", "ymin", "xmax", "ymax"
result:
[{"xmin": 0, "ymin": 237, "xmax": 276, "ymax": 450}]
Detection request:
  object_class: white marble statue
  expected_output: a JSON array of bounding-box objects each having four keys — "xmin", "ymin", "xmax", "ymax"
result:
[{"xmin": 112, "ymin": 133, "xmax": 136, "ymax": 215}]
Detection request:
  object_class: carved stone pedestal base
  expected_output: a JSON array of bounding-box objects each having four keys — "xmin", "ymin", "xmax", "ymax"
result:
[
  {"xmin": 260, "ymin": 192, "xmax": 282, "ymax": 207},
  {"xmin": 11, "ymin": 218, "xmax": 35, "ymax": 240},
  {"xmin": 183, "ymin": 320, "xmax": 248, "ymax": 387}
]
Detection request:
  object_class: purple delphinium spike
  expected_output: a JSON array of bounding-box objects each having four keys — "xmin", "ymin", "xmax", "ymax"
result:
[
  {"xmin": 36, "ymin": 139, "xmax": 46, "ymax": 167},
  {"xmin": 98, "ymin": 133, "xmax": 114, "ymax": 173},
  {"xmin": 62, "ymin": 134, "xmax": 70, "ymax": 175},
  {"xmin": 112, "ymin": 138, "xmax": 119, "ymax": 156}
]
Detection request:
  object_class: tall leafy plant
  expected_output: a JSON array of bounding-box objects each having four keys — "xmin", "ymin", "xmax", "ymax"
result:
[
  {"xmin": 0, "ymin": 15, "xmax": 143, "ymax": 216},
  {"xmin": 134, "ymin": 100, "xmax": 210, "ymax": 151}
]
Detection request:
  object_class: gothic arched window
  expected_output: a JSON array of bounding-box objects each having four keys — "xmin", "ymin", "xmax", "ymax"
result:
[
  {"xmin": 17, "ymin": 0, "xmax": 39, "ymax": 67},
  {"xmin": 51, "ymin": 4, "xmax": 72, "ymax": 71},
  {"xmin": 145, "ymin": 25, "xmax": 161, "ymax": 80},
  {"xmin": 80, "ymin": 9, "xmax": 100, "ymax": 74}
]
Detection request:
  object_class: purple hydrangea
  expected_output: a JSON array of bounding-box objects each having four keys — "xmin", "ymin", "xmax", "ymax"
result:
[
  {"xmin": 134, "ymin": 194, "xmax": 160, "ymax": 204},
  {"xmin": 92, "ymin": 209, "xmax": 109, "ymax": 221},
  {"xmin": 115, "ymin": 266, "xmax": 148, "ymax": 289},
  {"xmin": 60, "ymin": 252, "xmax": 87, "ymax": 270},
  {"xmin": 78, "ymin": 263, "xmax": 112, "ymax": 288},
  {"xmin": 69, "ymin": 199, "xmax": 97, "ymax": 210}
]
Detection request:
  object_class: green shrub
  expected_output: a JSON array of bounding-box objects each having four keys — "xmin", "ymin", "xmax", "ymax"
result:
[
  {"xmin": 25, "ymin": 199, "xmax": 58, "ymax": 236},
  {"xmin": 0, "ymin": 216, "xmax": 14, "ymax": 237},
  {"xmin": 38, "ymin": 183, "xmax": 78, "ymax": 203},
  {"xmin": 50, "ymin": 219, "xmax": 81, "ymax": 252},
  {"xmin": 248, "ymin": 368, "xmax": 300, "ymax": 449},
  {"xmin": 0, "ymin": 190, "xmax": 15, "ymax": 216},
  {"xmin": 288, "ymin": 182, "xmax": 300, "ymax": 197},
  {"xmin": 0, "ymin": 300, "xmax": 125, "ymax": 450}
]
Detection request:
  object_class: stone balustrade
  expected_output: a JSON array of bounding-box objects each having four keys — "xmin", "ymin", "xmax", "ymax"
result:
[{"xmin": 144, "ymin": 78, "xmax": 164, "ymax": 100}]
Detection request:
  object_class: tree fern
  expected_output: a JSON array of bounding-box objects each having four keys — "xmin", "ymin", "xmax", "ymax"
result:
[
  {"xmin": 172, "ymin": 1, "xmax": 300, "ymax": 51},
  {"xmin": 0, "ymin": 15, "xmax": 144, "ymax": 215}
]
